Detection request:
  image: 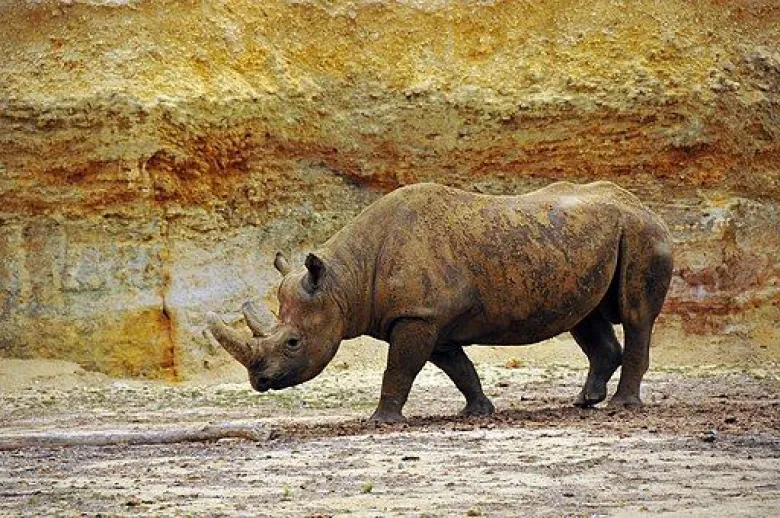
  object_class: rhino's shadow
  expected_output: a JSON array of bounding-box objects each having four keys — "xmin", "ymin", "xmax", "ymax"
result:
[{"xmin": 274, "ymin": 404, "xmax": 649, "ymax": 441}]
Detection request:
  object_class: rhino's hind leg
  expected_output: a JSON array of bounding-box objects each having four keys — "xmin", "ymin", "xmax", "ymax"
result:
[
  {"xmin": 430, "ymin": 346, "xmax": 495, "ymax": 418},
  {"xmin": 571, "ymin": 312, "xmax": 623, "ymax": 408},
  {"xmin": 369, "ymin": 319, "xmax": 437, "ymax": 424},
  {"xmin": 609, "ymin": 237, "xmax": 673, "ymax": 408},
  {"xmin": 609, "ymin": 325, "xmax": 652, "ymax": 408}
]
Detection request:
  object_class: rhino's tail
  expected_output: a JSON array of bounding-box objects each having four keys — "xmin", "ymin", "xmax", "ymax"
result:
[{"xmin": 597, "ymin": 235, "xmax": 624, "ymax": 325}]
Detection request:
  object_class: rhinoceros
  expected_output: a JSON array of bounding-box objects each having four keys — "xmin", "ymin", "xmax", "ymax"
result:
[{"xmin": 207, "ymin": 181, "xmax": 673, "ymax": 423}]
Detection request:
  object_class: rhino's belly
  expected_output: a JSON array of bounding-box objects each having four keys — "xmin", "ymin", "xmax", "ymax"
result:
[
  {"xmin": 441, "ymin": 252, "xmax": 618, "ymax": 346},
  {"xmin": 444, "ymin": 295, "xmax": 601, "ymax": 346}
]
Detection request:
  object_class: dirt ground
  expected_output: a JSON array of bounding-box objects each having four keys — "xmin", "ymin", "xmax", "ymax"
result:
[{"xmin": 1, "ymin": 336, "xmax": 778, "ymax": 517}]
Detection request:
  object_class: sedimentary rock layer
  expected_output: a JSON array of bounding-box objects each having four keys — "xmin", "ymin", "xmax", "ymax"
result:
[{"xmin": 1, "ymin": 0, "xmax": 778, "ymax": 377}]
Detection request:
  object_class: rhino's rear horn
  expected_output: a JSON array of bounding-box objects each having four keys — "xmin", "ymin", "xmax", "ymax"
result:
[
  {"xmin": 206, "ymin": 312, "xmax": 254, "ymax": 367},
  {"xmin": 241, "ymin": 300, "xmax": 274, "ymax": 338}
]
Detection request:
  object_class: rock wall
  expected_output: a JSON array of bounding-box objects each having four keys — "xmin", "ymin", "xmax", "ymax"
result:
[{"xmin": 1, "ymin": 0, "xmax": 778, "ymax": 378}]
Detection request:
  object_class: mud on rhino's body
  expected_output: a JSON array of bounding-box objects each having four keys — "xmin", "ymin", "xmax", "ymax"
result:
[{"xmin": 208, "ymin": 181, "xmax": 673, "ymax": 423}]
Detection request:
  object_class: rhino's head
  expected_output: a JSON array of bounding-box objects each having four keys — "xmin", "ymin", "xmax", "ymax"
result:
[{"xmin": 206, "ymin": 252, "xmax": 346, "ymax": 392}]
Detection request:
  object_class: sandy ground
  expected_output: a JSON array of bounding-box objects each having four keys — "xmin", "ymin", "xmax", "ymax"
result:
[{"xmin": 1, "ymin": 336, "xmax": 778, "ymax": 516}]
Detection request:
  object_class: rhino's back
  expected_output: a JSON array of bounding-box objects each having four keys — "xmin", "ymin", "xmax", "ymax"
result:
[
  {"xmin": 374, "ymin": 180, "xmax": 646, "ymax": 212},
  {"xmin": 367, "ymin": 181, "xmax": 661, "ymax": 241},
  {"xmin": 392, "ymin": 181, "xmax": 655, "ymax": 220}
]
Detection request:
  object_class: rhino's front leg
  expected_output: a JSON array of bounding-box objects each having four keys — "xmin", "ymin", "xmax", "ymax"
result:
[
  {"xmin": 369, "ymin": 320, "xmax": 437, "ymax": 424},
  {"xmin": 430, "ymin": 346, "xmax": 495, "ymax": 417}
]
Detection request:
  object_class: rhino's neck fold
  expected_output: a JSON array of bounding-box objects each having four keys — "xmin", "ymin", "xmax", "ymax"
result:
[{"xmin": 318, "ymin": 243, "xmax": 377, "ymax": 341}]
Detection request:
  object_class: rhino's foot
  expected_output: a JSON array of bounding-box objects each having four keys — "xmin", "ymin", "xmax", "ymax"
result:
[
  {"xmin": 573, "ymin": 392, "xmax": 606, "ymax": 408},
  {"xmin": 608, "ymin": 393, "xmax": 644, "ymax": 409},
  {"xmin": 460, "ymin": 397, "xmax": 495, "ymax": 418},
  {"xmin": 573, "ymin": 385, "xmax": 608, "ymax": 408},
  {"xmin": 368, "ymin": 409, "xmax": 408, "ymax": 425}
]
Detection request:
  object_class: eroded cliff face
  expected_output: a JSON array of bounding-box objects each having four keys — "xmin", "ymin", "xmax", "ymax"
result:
[{"xmin": 1, "ymin": 0, "xmax": 778, "ymax": 378}]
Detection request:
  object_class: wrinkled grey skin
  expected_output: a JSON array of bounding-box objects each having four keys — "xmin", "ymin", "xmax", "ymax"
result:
[{"xmin": 207, "ymin": 181, "xmax": 673, "ymax": 424}]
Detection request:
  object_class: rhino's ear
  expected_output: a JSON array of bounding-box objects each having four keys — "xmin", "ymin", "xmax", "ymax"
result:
[
  {"xmin": 274, "ymin": 252, "xmax": 291, "ymax": 276},
  {"xmin": 303, "ymin": 253, "xmax": 326, "ymax": 294}
]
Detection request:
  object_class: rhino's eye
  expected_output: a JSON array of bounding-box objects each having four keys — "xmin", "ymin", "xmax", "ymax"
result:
[{"xmin": 285, "ymin": 337, "xmax": 302, "ymax": 350}]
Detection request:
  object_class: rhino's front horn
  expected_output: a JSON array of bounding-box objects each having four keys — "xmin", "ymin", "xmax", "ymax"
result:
[
  {"xmin": 241, "ymin": 300, "xmax": 274, "ymax": 338},
  {"xmin": 206, "ymin": 312, "xmax": 254, "ymax": 367}
]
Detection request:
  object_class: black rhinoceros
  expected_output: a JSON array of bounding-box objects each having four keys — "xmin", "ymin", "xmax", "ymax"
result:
[{"xmin": 207, "ymin": 181, "xmax": 673, "ymax": 423}]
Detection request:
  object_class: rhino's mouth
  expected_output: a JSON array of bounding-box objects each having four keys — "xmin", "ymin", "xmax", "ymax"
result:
[
  {"xmin": 270, "ymin": 371, "xmax": 298, "ymax": 390},
  {"xmin": 251, "ymin": 371, "xmax": 298, "ymax": 392}
]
